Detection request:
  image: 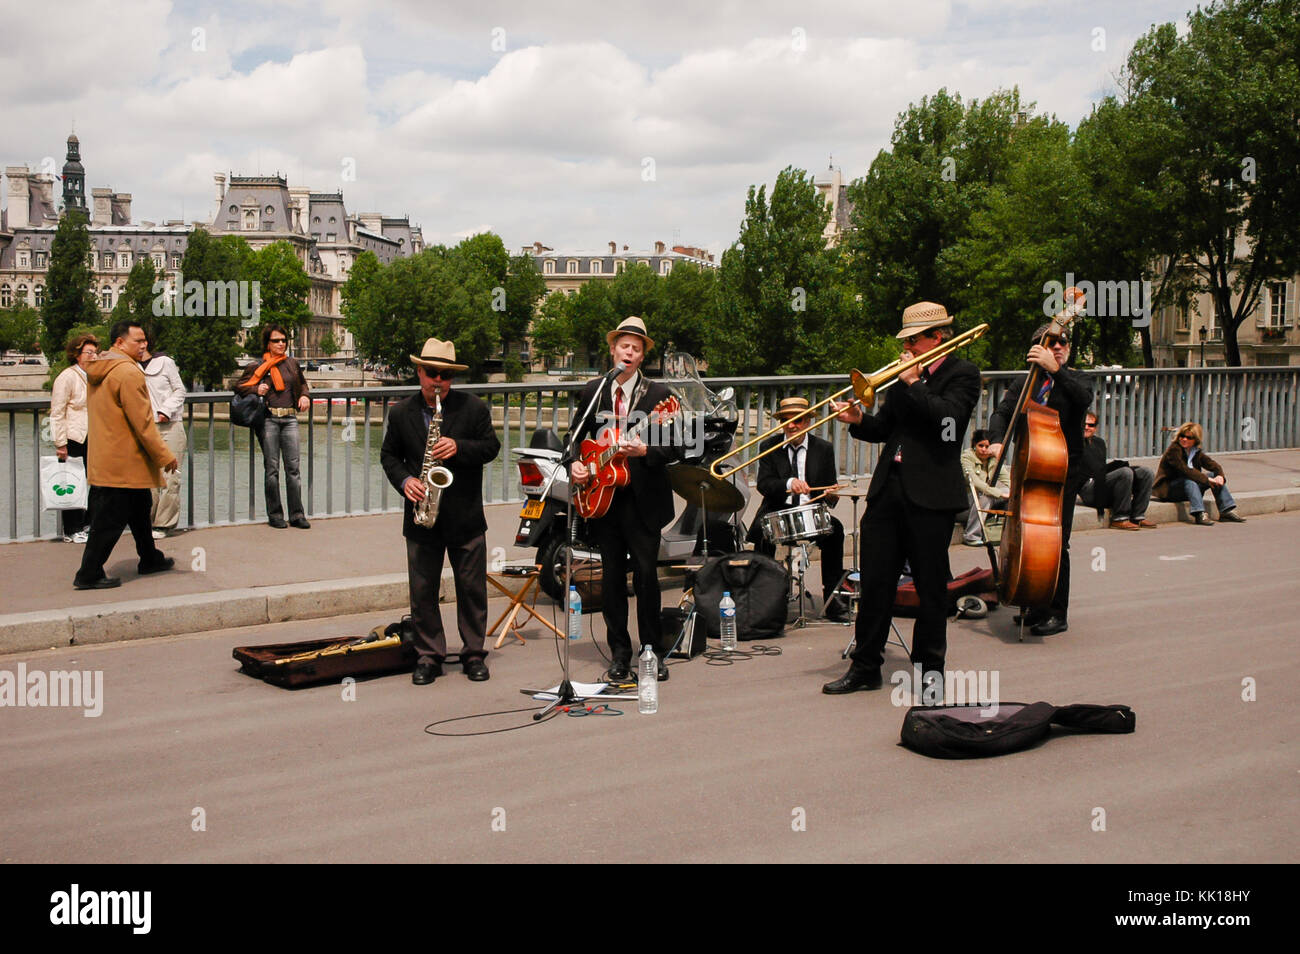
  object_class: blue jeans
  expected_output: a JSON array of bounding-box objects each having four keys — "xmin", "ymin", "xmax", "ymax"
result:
[
  {"xmin": 1163, "ymin": 477, "xmax": 1236, "ymax": 515},
  {"xmin": 258, "ymin": 415, "xmax": 304, "ymax": 521}
]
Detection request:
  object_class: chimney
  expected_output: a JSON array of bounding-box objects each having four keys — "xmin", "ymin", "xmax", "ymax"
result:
[
  {"xmin": 212, "ymin": 174, "xmax": 226, "ymax": 222},
  {"xmin": 37, "ymin": 177, "xmax": 56, "ymax": 220},
  {"xmin": 112, "ymin": 193, "xmax": 132, "ymax": 225},
  {"xmin": 609, "ymin": 240, "xmax": 616, "ymax": 254},
  {"xmin": 654, "ymin": 240, "xmax": 665, "ymax": 254},
  {"xmin": 534, "ymin": 241, "xmax": 543, "ymax": 254},
  {"xmin": 289, "ymin": 187, "xmax": 311, "ymax": 233},
  {"xmin": 91, "ymin": 188, "xmax": 112, "ymax": 226},
  {"xmin": 5, "ymin": 167, "xmax": 31, "ymax": 229}
]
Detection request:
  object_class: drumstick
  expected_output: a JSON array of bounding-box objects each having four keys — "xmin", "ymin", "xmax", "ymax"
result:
[{"xmin": 807, "ymin": 483, "xmax": 845, "ymax": 504}]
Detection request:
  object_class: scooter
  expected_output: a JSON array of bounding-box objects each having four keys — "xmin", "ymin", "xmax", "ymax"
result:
[{"xmin": 512, "ymin": 353, "xmax": 751, "ymax": 601}]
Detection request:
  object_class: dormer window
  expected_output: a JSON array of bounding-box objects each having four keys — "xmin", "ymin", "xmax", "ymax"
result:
[
  {"xmin": 590, "ymin": 260, "xmax": 602, "ymax": 275},
  {"xmin": 17, "ymin": 252, "xmax": 29, "ymax": 268},
  {"xmin": 118, "ymin": 253, "xmax": 131, "ymax": 269},
  {"xmin": 543, "ymin": 260, "xmax": 554, "ymax": 274},
  {"xmin": 566, "ymin": 260, "xmax": 578, "ymax": 274}
]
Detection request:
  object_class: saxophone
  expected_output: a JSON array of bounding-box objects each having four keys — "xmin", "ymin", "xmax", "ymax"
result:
[{"xmin": 413, "ymin": 395, "xmax": 453, "ymax": 528}]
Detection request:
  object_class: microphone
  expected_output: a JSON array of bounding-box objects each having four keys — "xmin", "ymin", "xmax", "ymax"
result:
[{"xmin": 605, "ymin": 361, "xmax": 628, "ymax": 380}]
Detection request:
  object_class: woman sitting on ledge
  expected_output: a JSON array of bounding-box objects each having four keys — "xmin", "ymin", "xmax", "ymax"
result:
[{"xmin": 1153, "ymin": 421, "xmax": 1246, "ymax": 526}]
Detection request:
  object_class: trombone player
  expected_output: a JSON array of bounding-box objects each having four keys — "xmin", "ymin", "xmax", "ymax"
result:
[{"xmin": 822, "ymin": 302, "xmax": 981, "ymax": 699}]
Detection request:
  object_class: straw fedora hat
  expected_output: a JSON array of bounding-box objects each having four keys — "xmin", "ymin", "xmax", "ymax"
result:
[
  {"xmin": 772, "ymin": 396, "xmax": 812, "ymax": 421},
  {"xmin": 409, "ymin": 337, "xmax": 468, "ymax": 371},
  {"xmin": 606, "ymin": 315, "xmax": 655, "ymax": 351},
  {"xmin": 896, "ymin": 301, "xmax": 954, "ymax": 339}
]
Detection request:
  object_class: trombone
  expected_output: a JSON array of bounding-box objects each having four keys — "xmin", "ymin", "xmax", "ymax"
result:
[{"xmin": 709, "ymin": 322, "xmax": 989, "ymax": 481}]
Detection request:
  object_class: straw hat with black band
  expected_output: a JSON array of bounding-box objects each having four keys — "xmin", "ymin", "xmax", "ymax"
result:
[
  {"xmin": 895, "ymin": 301, "xmax": 955, "ymax": 339},
  {"xmin": 409, "ymin": 338, "xmax": 469, "ymax": 372},
  {"xmin": 606, "ymin": 315, "xmax": 655, "ymax": 351}
]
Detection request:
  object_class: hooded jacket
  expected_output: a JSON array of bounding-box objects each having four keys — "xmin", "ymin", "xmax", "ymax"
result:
[{"xmin": 85, "ymin": 349, "xmax": 176, "ymax": 488}]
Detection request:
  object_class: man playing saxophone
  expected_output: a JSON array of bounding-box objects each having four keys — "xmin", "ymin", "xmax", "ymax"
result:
[{"xmin": 382, "ymin": 338, "xmax": 500, "ymax": 686}]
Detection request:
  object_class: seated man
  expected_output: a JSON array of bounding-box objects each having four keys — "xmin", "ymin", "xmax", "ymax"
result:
[
  {"xmin": 746, "ymin": 396, "xmax": 848, "ymax": 622},
  {"xmin": 1078, "ymin": 413, "xmax": 1156, "ymax": 530},
  {"xmin": 1153, "ymin": 421, "xmax": 1245, "ymax": 526},
  {"xmin": 960, "ymin": 429, "xmax": 1008, "ymax": 546}
]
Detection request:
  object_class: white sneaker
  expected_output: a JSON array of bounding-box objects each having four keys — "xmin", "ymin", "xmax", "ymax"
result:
[
  {"xmin": 72, "ymin": 530, "xmax": 90, "ymax": 544},
  {"xmin": 151, "ymin": 529, "xmax": 166, "ymax": 540}
]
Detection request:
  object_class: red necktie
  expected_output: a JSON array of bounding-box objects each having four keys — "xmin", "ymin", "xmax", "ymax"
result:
[{"xmin": 615, "ymin": 387, "xmax": 626, "ymax": 432}]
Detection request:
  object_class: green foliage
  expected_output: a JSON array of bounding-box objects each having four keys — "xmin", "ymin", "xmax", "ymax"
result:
[
  {"xmin": 658, "ymin": 261, "xmax": 718, "ymax": 361},
  {"xmin": 501, "ymin": 252, "xmax": 547, "ymax": 348},
  {"xmin": 110, "ymin": 258, "xmax": 158, "ymax": 331},
  {"xmin": 40, "ymin": 209, "xmax": 99, "ymax": 360},
  {"xmin": 708, "ymin": 166, "xmax": 854, "ymax": 375},
  {"xmin": 160, "ymin": 228, "xmax": 249, "ymax": 389},
  {"xmin": 338, "ymin": 235, "xmax": 505, "ymax": 380},
  {"xmin": 566, "ymin": 280, "xmax": 617, "ymax": 367},
  {"xmin": 243, "ymin": 240, "xmax": 313, "ymax": 351},
  {"xmin": 503, "ymin": 356, "xmax": 526, "ymax": 383},
  {"xmin": 318, "ymin": 331, "xmax": 340, "ymax": 356},
  {"xmin": 0, "ymin": 304, "xmax": 42, "ymax": 353},
  {"xmin": 529, "ymin": 292, "xmax": 575, "ymax": 368}
]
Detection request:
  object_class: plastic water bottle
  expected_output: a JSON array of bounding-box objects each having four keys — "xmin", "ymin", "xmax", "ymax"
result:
[
  {"xmin": 638, "ymin": 643, "xmax": 658, "ymax": 714},
  {"xmin": 567, "ymin": 585, "xmax": 582, "ymax": 641},
  {"xmin": 720, "ymin": 591, "xmax": 737, "ymax": 651}
]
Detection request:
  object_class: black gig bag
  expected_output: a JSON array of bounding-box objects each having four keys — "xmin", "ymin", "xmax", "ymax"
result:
[
  {"xmin": 900, "ymin": 701, "xmax": 1135, "ymax": 759},
  {"xmin": 692, "ymin": 551, "xmax": 787, "ymax": 640}
]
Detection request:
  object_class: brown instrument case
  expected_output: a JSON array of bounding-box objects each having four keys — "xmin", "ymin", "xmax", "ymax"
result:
[{"xmin": 233, "ymin": 623, "xmax": 418, "ymax": 688}]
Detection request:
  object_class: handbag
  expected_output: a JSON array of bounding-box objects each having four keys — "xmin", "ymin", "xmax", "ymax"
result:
[
  {"xmin": 40, "ymin": 455, "xmax": 89, "ymax": 510},
  {"xmin": 230, "ymin": 392, "xmax": 266, "ymax": 429}
]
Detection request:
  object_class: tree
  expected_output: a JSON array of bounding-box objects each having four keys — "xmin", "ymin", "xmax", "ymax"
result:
[
  {"xmin": 501, "ymin": 252, "xmax": 546, "ymax": 352},
  {"xmin": 243, "ymin": 240, "xmax": 312, "ymax": 351},
  {"xmin": 567, "ymin": 281, "xmax": 617, "ymax": 368},
  {"xmin": 529, "ymin": 292, "xmax": 574, "ymax": 369},
  {"xmin": 160, "ymin": 228, "xmax": 249, "ymax": 388},
  {"xmin": 40, "ymin": 209, "xmax": 99, "ymax": 360},
  {"xmin": 318, "ymin": 331, "xmax": 340, "ymax": 356},
  {"xmin": 1115, "ymin": 0, "xmax": 1300, "ymax": 365},
  {"xmin": 658, "ymin": 261, "xmax": 718, "ymax": 362},
  {"xmin": 340, "ymin": 250, "xmax": 382, "ymax": 361},
  {"xmin": 110, "ymin": 258, "xmax": 158, "ymax": 330},
  {"xmin": 0, "ymin": 304, "xmax": 42, "ymax": 353},
  {"xmin": 708, "ymin": 166, "xmax": 852, "ymax": 375}
]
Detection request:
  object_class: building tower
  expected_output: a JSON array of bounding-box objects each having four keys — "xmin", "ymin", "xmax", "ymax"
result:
[{"xmin": 61, "ymin": 133, "xmax": 86, "ymax": 213}]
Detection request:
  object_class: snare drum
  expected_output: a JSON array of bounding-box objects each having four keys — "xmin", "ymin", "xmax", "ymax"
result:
[{"xmin": 761, "ymin": 502, "xmax": 832, "ymax": 546}]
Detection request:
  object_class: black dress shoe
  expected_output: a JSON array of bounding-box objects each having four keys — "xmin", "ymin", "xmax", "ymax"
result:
[
  {"xmin": 1030, "ymin": 615, "xmax": 1069, "ymax": 637},
  {"xmin": 1192, "ymin": 512, "xmax": 1213, "ymax": 526},
  {"xmin": 290, "ymin": 516, "xmax": 311, "ymax": 529},
  {"xmin": 463, "ymin": 657, "xmax": 490, "ymax": 681},
  {"xmin": 656, "ymin": 660, "xmax": 669, "ymax": 682},
  {"xmin": 412, "ymin": 659, "xmax": 442, "ymax": 685},
  {"xmin": 268, "ymin": 516, "xmax": 288, "ymax": 529},
  {"xmin": 822, "ymin": 664, "xmax": 883, "ymax": 694},
  {"xmin": 73, "ymin": 576, "xmax": 121, "ymax": 591},
  {"xmin": 138, "ymin": 555, "xmax": 175, "ymax": 575},
  {"xmin": 1218, "ymin": 509, "xmax": 1246, "ymax": 523},
  {"xmin": 605, "ymin": 663, "xmax": 632, "ymax": 683},
  {"xmin": 824, "ymin": 597, "xmax": 851, "ymax": 623}
]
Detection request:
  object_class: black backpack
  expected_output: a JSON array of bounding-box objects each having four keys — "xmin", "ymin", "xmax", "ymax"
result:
[
  {"xmin": 901, "ymin": 701, "xmax": 1135, "ymax": 758},
  {"xmin": 692, "ymin": 551, "xmax": 787, "ymax": 640}
]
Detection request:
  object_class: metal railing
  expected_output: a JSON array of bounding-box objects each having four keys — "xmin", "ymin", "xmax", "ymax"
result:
[{"xmin": 4, "ymin": 367, "xmax": 1298, "ymax": 542}]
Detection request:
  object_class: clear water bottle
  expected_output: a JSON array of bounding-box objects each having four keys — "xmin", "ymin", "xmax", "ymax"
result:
[
  {"xmin": 638, "ymin": 643, "xmax": 658, "ymax": 714},
  {"xmin": 567, "ymin": 585, "xmax": 582, "ymax": 641},
  {"xmin": 720, "ymin": 591, "xmax": 737, "ymax": 651}
]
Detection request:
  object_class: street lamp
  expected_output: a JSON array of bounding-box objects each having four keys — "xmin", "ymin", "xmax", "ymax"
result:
[{"xmin": 1198, "ymin": 325, "xmax": 1207, "ymax": 367}]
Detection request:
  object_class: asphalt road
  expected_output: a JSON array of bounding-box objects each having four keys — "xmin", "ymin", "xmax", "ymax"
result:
[{"xmin": 1, "ymin": 512, "xmax": 1296, "ymax": 864}]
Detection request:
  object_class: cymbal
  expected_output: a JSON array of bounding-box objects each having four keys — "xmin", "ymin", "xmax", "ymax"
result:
[
  {"xmin": 838, "ymin": 488, "xmax": 870, "ymax": 498},
  {"xmin": 668, "ymin": 464, "xmax": 745, "ymax": 514}
]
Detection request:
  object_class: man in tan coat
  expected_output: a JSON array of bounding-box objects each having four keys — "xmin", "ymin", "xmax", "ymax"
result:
[{"xmin": 74, "ymin": 320, "xmax": 179, "ymax": 590}]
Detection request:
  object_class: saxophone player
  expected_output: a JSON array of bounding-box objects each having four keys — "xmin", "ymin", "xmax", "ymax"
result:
[{"xmin": 382, "ymin": 339, "xmax": 500, "ymax": 685}]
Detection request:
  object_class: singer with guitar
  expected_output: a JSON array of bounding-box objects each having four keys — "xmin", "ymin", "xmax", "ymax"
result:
[{"xmin": 569, "ymin": 317, "xmax": 682, "ymax": 683}]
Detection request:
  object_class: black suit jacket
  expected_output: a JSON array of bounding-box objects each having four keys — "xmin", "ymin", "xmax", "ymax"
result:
[
  {"xmin": 570, "ymin": 374, "xmax": 681, "ymax": 531},
  {"xmin": 381, "ymin": 390, "xmax": 501, "ymax": 546},
  {"xmin": 849, "ymin": 355, "xmax": 982, "ymax": 512},
  {"xmin": 1078, "ymin": 434, "xmax": 1112, "ymax": 509},
  {"xmin": 989, "ymin": 364, "xmax": 1094, "ymax": 476},
  {"xmin": 745, "ymin": 433, "xmax": 839, "ymax": 544}
]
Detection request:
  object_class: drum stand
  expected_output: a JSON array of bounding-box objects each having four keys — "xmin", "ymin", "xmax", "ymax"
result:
[{"xmin": 786, "ymin": 542, "xmax": 813, "ymax": 629}]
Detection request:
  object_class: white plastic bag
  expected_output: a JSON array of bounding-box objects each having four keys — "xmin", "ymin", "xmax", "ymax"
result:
[{"xmin": 40, "ymin": 455, "xmax": 88, "ymax": 510}]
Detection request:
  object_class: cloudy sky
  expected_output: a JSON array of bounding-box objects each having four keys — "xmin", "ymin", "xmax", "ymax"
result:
[{"xmin": 2, "ymin": 0, "xmax": 1193, "ymax": 256}]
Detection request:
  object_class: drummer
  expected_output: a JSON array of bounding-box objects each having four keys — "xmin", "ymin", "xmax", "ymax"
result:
[{"xmin": 746, "ymin": 396, "xmax": 848, "ymax": 622}]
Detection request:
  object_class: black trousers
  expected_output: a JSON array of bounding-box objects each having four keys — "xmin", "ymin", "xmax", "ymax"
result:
[
  {"xmin": 406, "ymin": 536, "xmax": 488, "ymax": 663},
  {"xmin": 75, "ymin": 486, "xmax": 163, "ymax": 585},
  {"xmin": 850, "ymin": 474, "xmax": 953, "ymax": 676},
  {"xmin": 754, "ymin": 514, "xmax": 845, "ymax": 602},
  {"xmin": 591, "ymin": 490, "xmax": 662, "ymax": 666},
  {"xmin": 1047, "ymin": 474, "xmax": 1087, "ymax": 620}
]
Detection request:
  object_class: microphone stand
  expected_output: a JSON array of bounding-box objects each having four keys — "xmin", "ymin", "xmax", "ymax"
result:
[{"xmin": 522, "ymin": 364, "xmax": 636, "ymax": 716}]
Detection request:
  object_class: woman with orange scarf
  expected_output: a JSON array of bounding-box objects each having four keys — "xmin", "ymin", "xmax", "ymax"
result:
[{"xmin": 234, "ymin": 324, "xmax": 311, "ymax": 529}]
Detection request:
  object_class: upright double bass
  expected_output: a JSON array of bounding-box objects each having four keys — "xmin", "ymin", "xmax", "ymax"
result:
[{"xmin": 989, "ymin": 294, "xmax": 1086, "ymax": 617}]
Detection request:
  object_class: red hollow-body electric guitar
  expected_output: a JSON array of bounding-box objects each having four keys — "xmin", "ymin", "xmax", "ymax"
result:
[{"xmin": 573, "ymin": 396, "xmax": 680, "ymax": 519}]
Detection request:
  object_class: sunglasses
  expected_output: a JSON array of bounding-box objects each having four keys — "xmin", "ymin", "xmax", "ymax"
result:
[
  {"xmin": 268, "ymin": 337, "xmax": 287, "ymax": 344},
  {"xmin": 427, "ymin": 370, "xmax": 455, "ymax": 381},
  {"xmin": 902, "ymin": 332, "xmax": 932, "ymax": 346},
  {"xmin": 1084, "ymin": 422, "xmax": 1097, "ymax": 429}
]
